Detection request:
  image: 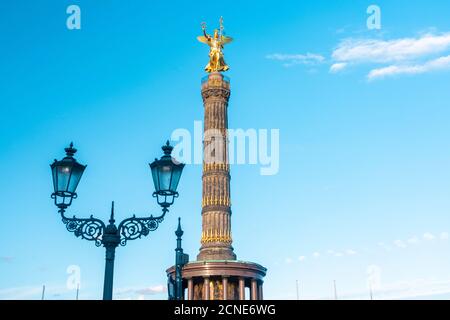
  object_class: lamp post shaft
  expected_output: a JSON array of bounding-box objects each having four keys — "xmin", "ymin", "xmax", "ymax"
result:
[
  {"xmin": 101, "ymin": 202, "xmax": 121, "ymax": 300},
  {"xmin": 103, "ymin": 245, "xmax": 117, "ymax": 300},
  {"xmin": 175, "ymin": 250, "xmax": 183, "ymax": 299}
]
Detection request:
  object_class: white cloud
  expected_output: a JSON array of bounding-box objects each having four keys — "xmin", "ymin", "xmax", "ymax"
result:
[
  {"xmin": 394, "ymin": 240, "xmax": 407, "ymax": 248},
  {"xmin": 135, "ymin": 285, "xmax": 165, "ymax": 295},
  {"xmin": 0, "ymin": 286, "xmax": 43, "ymax": 300},
  {"xmin": 285, "ymin": 257, "xmax": 293, "ymax": 264},
  {"xmin": 311, "ymin": 249, "xmax": 356, "ymax": 258},
  {"xmin": 114, "ymin": 284, "xmax": 166, "ymax": 299},
  {"xmin": 367, "ymin": 55, "xmax": 450, "ymax": 80},
  {"xmin": 378, "ymin": 242, "xmax": 392, "ymax": 252},
  {"xmin": 332, "ymin": 33, "xmax": 450, "ymax": 64},
  {"xmin": 0, "ymin": 285, "xmax": 69, "ymax": 300},
  {"xmin": 330, "ymin": 62, "xmax": 347, "ymax": 73},
  {"xmin": 375, "ymin": 279, "xmax": 450, "ymax": 300},
  {"xmin": 270, "ymin": 31, "xmax": 450, "ymax": 79},
  {"xmin": 331, "ymin": 32, "xmax": 450, "ymax": 80},
  {"xmin": 298, "ymin": 256, "xmax": 306, "ymax": 262},
  {"xmin": 266, "ymin": 53, "xmax": 325, "ymax": 67},
  {"xmin": 407, "ymin": 236, "xmax": 420, "ymax": 245},
  {"xmin": 323, "ymin": 278, "xmax": 450, "ymax": 300},
  {"xmin": 377, "ymin": 231, "xmax": 447, "ymax": 253},
  {"xmin": 423, "ymin": 232, "xmax": 436, "ymax": 241}
]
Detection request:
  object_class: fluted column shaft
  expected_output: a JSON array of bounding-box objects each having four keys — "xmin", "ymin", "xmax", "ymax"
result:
[{"xmin": 197, "ymin": 72, "xmax": 236, "ymax": 261}]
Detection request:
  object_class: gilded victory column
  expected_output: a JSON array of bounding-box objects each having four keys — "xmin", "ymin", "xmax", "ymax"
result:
[{"xmin": 167, "ymin": 18, "xmax": 266, "ymax": 300}]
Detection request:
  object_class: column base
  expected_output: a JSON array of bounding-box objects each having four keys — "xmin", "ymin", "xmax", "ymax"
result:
[
  {"xmin": 166, "ymin": 260, "xmax": 267, "ymax": 301},
  {"xmin": 197, "ymin": 245, "xmax": 237, "ymax": 261}
]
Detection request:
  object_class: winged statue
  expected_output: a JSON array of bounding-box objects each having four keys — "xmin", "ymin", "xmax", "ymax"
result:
[{"xmin": 197, "ymin": 17, "xmax": 233, "ymax": 73}]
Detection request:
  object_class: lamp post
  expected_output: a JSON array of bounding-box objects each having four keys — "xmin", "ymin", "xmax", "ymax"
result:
[
  {"xmin": 168, "ymin": 217, "xmax": 189, "ymax": 300},
  {"xmin": 175, "ymin": 218, "xmax": 189, "ymax": 300},
  {"xmin": 50, "ymin": 141, "xmax": 184, "ymax": 300}
]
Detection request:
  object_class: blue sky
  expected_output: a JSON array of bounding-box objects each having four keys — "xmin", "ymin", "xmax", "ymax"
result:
[{"xmin": 1, "ymin": 0, "xmax": 450, "ymax": 299}]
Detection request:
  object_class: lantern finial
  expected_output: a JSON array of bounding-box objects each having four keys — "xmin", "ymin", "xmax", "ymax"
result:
[
  {"xmin": 162, "ymin": 140, "xmax": 173, "ymax": 156},
  {"xmin": 175, "ymin": 217, "xmax": 184, "ymax": 238},
  {"xmin": 65, "ymin": 142, "xmax": 77, "ymax": 158},
  {"xmin": 109, "ymin": 201, "xmax": 115, "ymax": 224}
]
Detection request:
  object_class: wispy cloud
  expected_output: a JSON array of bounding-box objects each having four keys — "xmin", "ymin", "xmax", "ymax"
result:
[
  {"xmin": 394, "ymin": 240, "xmax": 407, "ymax": 248},
  {"xmin": 296, "ymin": 230, "xmax": 447, "ymax": 265},
  {"xmin": 407, "ymin": 236, "xmax": 420, "ymax": 245},
  {"xmin": 378, "ymin": 242, "xmax": 393, "ymax": 252},
  {"xmin": 0, "ymin": 286, "xmax": 43, "ymax": 300},
  {"xmin": 423, "ymin": 232, "xmax": 437, "ymax": 241},
  {"xmin": 289, "ymin": 230, "xmax": 447, "ymax": 266},
  {"xmin": 0, "ymin": 256, "xmax": 14, "ymax": 263},
  {"xmin": 331, "ymin": 32, "xmax": 450, "ymax": 80},
  {"xmin": 378, "ymin": 231, "xmax": 448, "ymax": 252},
  {"xmin": 114, "ymin": 284, "xmax": 166, "ymax": 299},
  {"xmin": 316, "ymin": 278, "xmax": 450, "ymax": 300},
  {"xmin": 135, "ymin": 285, "xmax": 165, "ymax": 295},
  {"xmin": 330, "ymin": 62, "xmax": 347, "ymax": 73},
  {"xmin": 374, "ymin": 279, "xmax": 450, "ymax": 300},
  {"xmin": 332, "ymin": 33, "xmax": 450, "ymax": 64},
  {"xmin": 266, "ymin": 53, "xmax": 325, "ymax": 67},
  {"xmin": 288, "ymin": 248, "xmax": 357, "ymax": 264},
  {"xmin": 368, "ymin": 55, "xmax": 450, "ymax": 80},
  {"xmin": 269, "ymin": 31, "xmax": 450, "ymax": 79},
  {"xmin": 0, "ymin": 285, "xmax": 69, "ymax": 300}
]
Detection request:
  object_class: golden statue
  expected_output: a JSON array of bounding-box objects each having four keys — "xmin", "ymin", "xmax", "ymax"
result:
[{"xmin": 197, "ymin": 17, "xmax": 233, "ymax": 73}]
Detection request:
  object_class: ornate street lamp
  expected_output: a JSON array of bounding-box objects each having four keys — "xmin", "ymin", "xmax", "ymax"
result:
[
  {"xmin": 50, "ymin": 143, "xmax": 86, "ymax": 209},
  {"xmin": 150, "ymin": 141, "xmax": 185, "ymax": 208},
  {"xmin": 50, "ymin": 141, "xmax": 184, "ymax": 300}
]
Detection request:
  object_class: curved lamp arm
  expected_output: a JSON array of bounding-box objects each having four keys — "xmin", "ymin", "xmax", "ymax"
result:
[
  {"xmin": 59, "ymin": 209, "xmax": 106, "ymax": 247},
  {"xmin": 117, "ymin": 207, "xmax": 168, "ymax": 246}
]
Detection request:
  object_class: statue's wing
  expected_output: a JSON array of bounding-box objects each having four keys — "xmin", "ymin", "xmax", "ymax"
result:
[
  {"xmin": 197, "ymin": 36, "xmax": 210, "ymax": 44},
  {"xmin": 221, "ymin": 35, "xmax": 233, "ymax": 45}
]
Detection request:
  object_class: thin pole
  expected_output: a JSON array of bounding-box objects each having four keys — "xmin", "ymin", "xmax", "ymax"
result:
[
  {"xmin": 333, "ymin": 280, "xmax": 338, "ymax": 300},
  {"xmin": 76, "ymin": 283, "xmax": 79, "ymax": 300},
  {"xmin": 369, "ymin": 286, "xmax": 373, "ymax": 300},
  {"xmin": 41, "ymin": 285, "xmax": 45, "ymax": 300},
  {"xmin": 296, "ymin": 280, "xmax": 299, "ymax": 300}
]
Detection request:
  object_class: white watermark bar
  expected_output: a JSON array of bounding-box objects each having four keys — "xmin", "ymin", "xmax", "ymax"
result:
[{"xmin": 171, "ymin": 121, "xmax": 280, "ymax": 176}]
